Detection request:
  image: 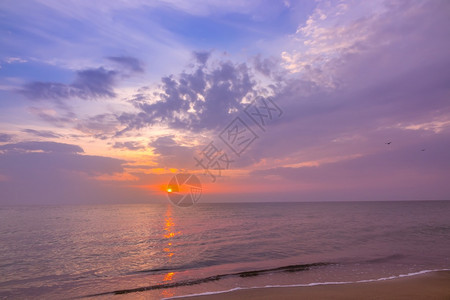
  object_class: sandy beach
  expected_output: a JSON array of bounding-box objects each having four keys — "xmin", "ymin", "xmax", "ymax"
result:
[{"xmin": 180, "ymin": 271, "xmax": 450, "ymax": 300}]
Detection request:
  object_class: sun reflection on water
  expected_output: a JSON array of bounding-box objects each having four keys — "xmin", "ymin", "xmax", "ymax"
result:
[
  {"xmin": 163, "ymin": 272, "xmax": 175, "ymax": 281},
  {"xmin": 160, "ymin": 205, "xmax": 179, "ymax": 297},
  {"xmin": 163, "ymin": 205, "xmax": 181, "ymax": 258}
]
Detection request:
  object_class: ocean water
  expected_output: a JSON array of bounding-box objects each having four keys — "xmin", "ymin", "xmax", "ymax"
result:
[{"xmin": 0, "ymin": 201, "xmax": 449, "ymax": 299}]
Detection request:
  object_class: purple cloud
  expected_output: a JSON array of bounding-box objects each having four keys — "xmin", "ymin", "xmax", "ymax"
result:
[
  {"xmin": 252, "ymin": 54, "xmax": 279, "ymax": 77},
  {"xmin": 118, "ymin": 59, "xmax": 256, "ymax": 133},
  {"xmin": 149, "ymin": 136, "xmax": 195, "ymax": 169},
  {"xmin": 20, "ymin": 67, "xmax": 117, "ymax": 101},
  {"xmin": 193, "ymin": 51, "xmax": 211, "ymax": 65},
  {"xmin": 113, "ymin": 141, "xmax": 145, "ymax": 151},
  {"xmin": 0, "ymin": 133, "xmax": 13, "ymax": 143},
  {"xmin": 107, "ymin": 56, "xmax": 144, "ymax": 73}
]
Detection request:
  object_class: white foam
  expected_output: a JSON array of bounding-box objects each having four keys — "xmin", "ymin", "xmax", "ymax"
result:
[{"xmin": 162, "ymin": 268, "xmax": 450, "ymax": 299}]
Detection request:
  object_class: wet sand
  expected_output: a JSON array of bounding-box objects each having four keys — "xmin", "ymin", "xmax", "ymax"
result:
[{"xmin": 180, "ymin": 271, "xmax": 450, "ymax": 300}]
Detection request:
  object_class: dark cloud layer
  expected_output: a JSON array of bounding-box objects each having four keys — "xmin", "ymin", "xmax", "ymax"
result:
[{"xmin": 0, "ymin": 141, "xmax": 136, "ymax": 205}]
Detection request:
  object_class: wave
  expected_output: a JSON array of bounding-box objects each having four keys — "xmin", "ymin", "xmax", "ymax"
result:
[
  {"xmin": 364, "ymin": 253, "xmax": 405, "ymax": 263},
  {"xmin": 84, "ymin": 262, "xmax": 332, "ymax": 297},
  {"xmin": 132, "ymin": 261, "xmax": 216, "ymax": 275},
  {"xmin": 163, "ymin": 268, "xmax": 450, "ymax": 299}
]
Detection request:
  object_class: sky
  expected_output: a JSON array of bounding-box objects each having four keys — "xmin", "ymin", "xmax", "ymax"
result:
[{"xmin": 0, "ymin": 0, "xmax": 449, "ymax": 205}]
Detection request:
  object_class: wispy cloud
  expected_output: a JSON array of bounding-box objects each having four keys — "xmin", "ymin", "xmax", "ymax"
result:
[
  {"xmin": 22, "ymin": 128, "xmax": 61, "ymax": 138},
  {"xmin": 28, "ymin": 107, "xmax": 77, "ymax": 128},
  {"xmin": 75, "ymin": 113, "xmax": 121, "ymax": 139},
  {"xmin": 0, "ymin": 141, "xmax": 83, "ymax": 153},
  {"xmin": 4, "ymin": 57, "xmax": 28, "ymax": 64}
]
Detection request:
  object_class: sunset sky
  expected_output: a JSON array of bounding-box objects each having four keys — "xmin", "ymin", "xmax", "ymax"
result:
[{"xmin": 1, "ymin": 0, "xmax": 449, "ymax": 204}]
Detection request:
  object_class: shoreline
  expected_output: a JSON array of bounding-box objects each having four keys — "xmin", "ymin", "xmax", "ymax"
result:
[{"xmin": 167, "ymin": 270, "xmax": 450, "ymax": 300}]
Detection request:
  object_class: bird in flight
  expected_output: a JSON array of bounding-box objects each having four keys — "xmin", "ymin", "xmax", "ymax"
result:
[{"xmin": 385, "ymin": 141, "xmax": 392, "ymax": 145}]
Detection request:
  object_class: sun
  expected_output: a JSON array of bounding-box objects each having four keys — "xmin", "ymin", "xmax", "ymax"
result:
[{"xmin": 167, "ymin": 188, "xmax": 172, "ymax": 193}]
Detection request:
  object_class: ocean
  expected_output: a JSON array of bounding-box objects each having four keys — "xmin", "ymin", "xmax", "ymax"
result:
[{"xmin": 0, "ymin": 201, "xmax": 449, "ymax": 299}]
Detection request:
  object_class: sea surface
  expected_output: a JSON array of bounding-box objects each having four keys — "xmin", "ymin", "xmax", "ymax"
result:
[{"xmin": 0, "ymin": 201, "xmax": 449, "ymax": 299}]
